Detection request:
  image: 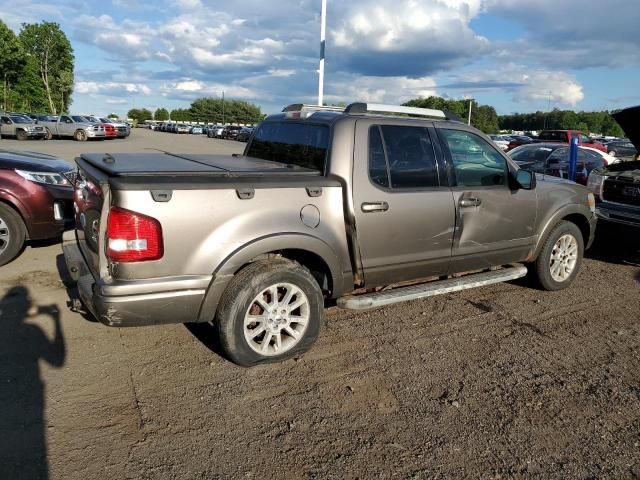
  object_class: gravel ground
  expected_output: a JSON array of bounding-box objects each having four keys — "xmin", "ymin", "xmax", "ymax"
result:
[{"xmin": 0, "ymin": 130, "xmax": 639, "ymax": 479}]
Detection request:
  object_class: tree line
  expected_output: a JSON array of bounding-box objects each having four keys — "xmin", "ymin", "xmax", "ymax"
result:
[
  {"xmin": 128, "ymin": 97, "xmax": 264, "ymax": 124},
  {"xmin": 498, "ymin": 109, "xmax": 624, "ymax": 136},
  {"xmin": 403, "ymin": 96, "xmax": 625, "ymax": 136},
  {"xmin": 0, "ymin": 20, "xmax": 74, "ymax": 114}
]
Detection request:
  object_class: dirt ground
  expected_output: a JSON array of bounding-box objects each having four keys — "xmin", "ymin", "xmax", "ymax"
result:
[{"xmin": 1, "ymin": 131, "xmax": 639, "ymax": 479}]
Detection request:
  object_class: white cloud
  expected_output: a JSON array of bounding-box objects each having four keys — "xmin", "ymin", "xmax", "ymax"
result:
[
  {"xmin": 440, "ymin": 63, "xmax": 584, "ymax": 106},
  {"xmin": 331, "ymin": 0, "xmax": 489, "ymax": 76},
  {"xmin": 76, "ymin": 81, "xmax": 152, "ymax": 96},
  {"xmin": 325, "ymin": 74, "xmax": 438, "ymax": 104}
]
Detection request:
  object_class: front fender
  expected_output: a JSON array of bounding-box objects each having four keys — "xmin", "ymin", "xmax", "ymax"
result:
[
  {"xmin": 531, "ymin": 203, "xmax": 595, "ymax": 260},
  {"xmin": 196, "ymin": 233, "xmax": 348, "ymax": 323}
]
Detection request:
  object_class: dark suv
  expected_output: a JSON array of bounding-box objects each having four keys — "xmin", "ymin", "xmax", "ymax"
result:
[{"xmin": 0, "ymin": 149, "xmax": 75, "ymax": 266}]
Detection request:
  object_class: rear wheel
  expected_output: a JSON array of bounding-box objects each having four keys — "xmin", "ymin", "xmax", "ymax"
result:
[
  {"xmin": 0, "ymin": 203, "xmax": 27, "ymax": 267},
  {"xmin": 215, "ymin": 259, "xmax": 324, "ymax": 367},
  {"xmin": 74, "ymin": 129, "xmax": 87, "ymax": 141},
  {"xmin": 16, "ymin": 130, "xmax": 28, "ymax": 141},
  {"xmin": 532, "ymin": 221, "xmax": 583, "ymax": 291}
]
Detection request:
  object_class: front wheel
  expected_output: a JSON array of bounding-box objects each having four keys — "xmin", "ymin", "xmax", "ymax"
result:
[
  {"xmin": 532, "ymin": 221, "xmax": 584, "ymax": 291},
  {"xmin": 74, "ymin": 129, "xmax": 87, "ymax": 141},
  {"xmin": 608, "ymin": 150, "xmax": 616, "ymax": 157},
  {"xmin": 215, "ymin": 259, "xmax": 324, "ymax": 367},
  {"xmin": 45, "ymin": 128, "xmax": 53, "ymax": 140},
  {"xmin": 0, "ymin": 203, "xmax": 27, "ymax": 267},
  {"xmin": 16, "ymin": 130, "xmax": 28, "ymax": 141}
]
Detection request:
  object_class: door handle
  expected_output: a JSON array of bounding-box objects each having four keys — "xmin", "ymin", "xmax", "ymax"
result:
[
  {"xmin": 361, "ymin": 201, "xmax": 389, "ymax": 213},
  {"xmin": 459, "ymin": 197, "xmax": 482, "ymax": 208}
]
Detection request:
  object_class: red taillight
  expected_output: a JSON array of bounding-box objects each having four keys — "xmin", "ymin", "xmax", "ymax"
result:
[{"xmin": 107, "ymin": 207, "xmax": 163, "ymax": 262}]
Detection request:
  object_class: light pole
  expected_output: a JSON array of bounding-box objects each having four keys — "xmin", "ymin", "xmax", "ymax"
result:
[
  {"xmin": 222, "ymin": 90, "xmax": 225, "ymax": 125},
  {"xmin": 318, "ymin": 0, "xmax": 327, "ymax": 105},
  {"xmin": 467, "ymin": 98, "xmax": 474, "ymax": 125}
]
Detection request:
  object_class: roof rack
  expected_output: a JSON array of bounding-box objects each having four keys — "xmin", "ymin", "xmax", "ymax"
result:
[
  {"xmin": 344, "ymin": 102, "xmax": 462, "ymax": 122},
  {"xmin": 281, "ymin": 104, "xmax": 345, "ymax": 119}
]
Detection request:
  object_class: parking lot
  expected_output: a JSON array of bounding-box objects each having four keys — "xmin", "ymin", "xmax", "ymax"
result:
[{"xmin": 1, "ymin": 129, "xmax": 639, "ymax": 479}]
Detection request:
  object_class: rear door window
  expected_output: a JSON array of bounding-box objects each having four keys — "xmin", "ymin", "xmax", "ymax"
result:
[{"xmin": 367, "ymin": 125, "xmax": 439, "ymax": 189}]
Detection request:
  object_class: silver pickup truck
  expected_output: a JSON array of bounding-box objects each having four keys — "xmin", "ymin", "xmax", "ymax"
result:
[
  {"xmin": 0, "ymin": 113, "xmax": 47, "ymax": 139},
  {"xmin": 63, "ymin": 102, "xmax": 597, "ymax": 366},
  {"xmin": 39, "ymin": 114, "xmax": 106, "ymax": 141}
]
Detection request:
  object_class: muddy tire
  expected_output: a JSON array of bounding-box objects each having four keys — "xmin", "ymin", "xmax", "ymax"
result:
[
  {"xmin": 16, "ymin": 130, "xmax": 28, "ymax": 141},
  {"xmin": 215, "ymin": 259, "xmax": 324, "ymax": 367},
  {"xmin": 74, "ymin": 129, "xmax": 87, "ymax": 141},
  {"xmin": 0, "ymin": 203, "xmax": 27, "ymax": 267},
  {"xmin": 532, "ymin": 221, "xmax": 583, "ymax": 291}
]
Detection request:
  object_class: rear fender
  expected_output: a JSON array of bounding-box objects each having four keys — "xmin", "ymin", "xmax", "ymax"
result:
[{"xmin": 196, "ymin": 233, "xmax": 345, "ymax": 323}]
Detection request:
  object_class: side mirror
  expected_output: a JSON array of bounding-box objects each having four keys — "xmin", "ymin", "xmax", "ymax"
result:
[{"xmin": 515, "ymin": 169, "xmax": 536, "ymax": 190}]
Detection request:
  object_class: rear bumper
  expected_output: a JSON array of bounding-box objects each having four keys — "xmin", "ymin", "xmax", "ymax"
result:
[
  {"xmin": 596, "ymin": 202, "xmax": 640, "ymax": 228},
  {"xmin": 62, "ymin": 230, "xmax": 211, "ymax": 327}
]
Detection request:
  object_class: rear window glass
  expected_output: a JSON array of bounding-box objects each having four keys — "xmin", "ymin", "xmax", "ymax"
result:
[
  {"xmin": 538, "ymin": 131, "xmax": 567, "ymax": 142},
  {"xmin": 247, "ymin": 122, "xmax": 330, "ymax": 171}
]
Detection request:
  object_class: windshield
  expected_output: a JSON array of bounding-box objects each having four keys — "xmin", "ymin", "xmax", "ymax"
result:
[
  {"xmin": 9, "ymin": 115, "xmax": 32, "ymax": 124},
  {"xmin": 72, "ymin": 116, "xmax": 88, "ymax": 123},
  {"xmin": 100, "ymin": 118, "xmax": 112, "ymax": 123},
  {"xmin": 246, "ymin": 121, "xmax": 330, "ymax": 171}
]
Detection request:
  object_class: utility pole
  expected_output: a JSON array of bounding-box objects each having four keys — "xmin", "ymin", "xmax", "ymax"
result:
[
  {"xmin": 318, "ymin": 0, "xmax": 327, "ymax": 106},
  {"xmin": 222, "ymin": 90, "xmax": 225, "ymax": 125},
  {"xmin": 3, "ymin": 73, "xmax": 7, "ymax": 110},
  {"xmin": 467, "ymin": 98, "xmax": 474, "ymax": 125}
]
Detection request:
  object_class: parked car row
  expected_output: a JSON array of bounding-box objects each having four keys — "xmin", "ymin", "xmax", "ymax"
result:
[
  {"xmin": 152, "ymin": 122, "xmax": 255, "ymax": 142},
  {"xmin": 0, "ymin": 112, "xmax": 130, "ymax": 141}
]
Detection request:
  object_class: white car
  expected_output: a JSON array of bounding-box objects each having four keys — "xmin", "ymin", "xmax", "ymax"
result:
[
  {"xmin": 207, "ymin": 125, "xmax": 224, "ymax": 138},
  {"xmin": 489, "ymin": 135, "xmax": 512, "ymax": 151},
  {"xmin": 190, "ymin": 125, "xmax": 203, "ymax": 134}
]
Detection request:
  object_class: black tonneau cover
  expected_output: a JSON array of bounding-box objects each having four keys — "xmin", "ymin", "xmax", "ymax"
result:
[{"xmin": 78, "ymin": 153, "xmax": 321, "ymax": 177}]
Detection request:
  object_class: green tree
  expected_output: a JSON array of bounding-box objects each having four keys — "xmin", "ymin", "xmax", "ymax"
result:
[
  {"xmin": 11, "ymin": 55, "xmax": 48, "ymax": 112},
  {"xmin": 403, "ymin": 96, "xmax": 498, "ymax": 133},
  {"xmin": 127, "ymin": 108, "xmax": 152, "ymax": 123},
  {"xmin": 19, "ymin": 22, "xmax": 74, "ymax": 114},
  {"xmin": 154, "ymin": 107, "xmax": 169, "ymax": 121},
  {"xmin": 107, "ymin": 113, "xmax": 119, "ymax": 119},
  {"xmin": 0, "ymin": 20, "xmax": 27, "ymax": 110}
]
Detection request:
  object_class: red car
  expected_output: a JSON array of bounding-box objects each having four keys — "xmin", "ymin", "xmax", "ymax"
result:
[
  {"xmin": 0, "ymin": 149, "xmax": 74, "ymax": 266},
  {"xmin": 536, "ymin": 130, "xmax": 608, "ymax": 152},
  {"xmin": 87, "ymin": 116, "xmax": 117, "ymax": 139}
]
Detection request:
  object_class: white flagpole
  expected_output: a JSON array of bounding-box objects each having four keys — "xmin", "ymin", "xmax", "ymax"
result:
[{"xmin": 318, "ymin": 0, "xmax": 327, "ymax": 105}]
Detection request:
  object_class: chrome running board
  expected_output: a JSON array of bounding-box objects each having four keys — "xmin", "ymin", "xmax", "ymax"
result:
[{"xmin": 337, "ymin": 264, "xmax": 528, "ymax": 311}]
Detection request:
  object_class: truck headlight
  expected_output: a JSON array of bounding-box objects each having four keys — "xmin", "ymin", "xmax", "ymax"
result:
[
  {"xmin": 15, "ymin": 170, "xmax": 71, "ymax": 187},
  {"xmin": 586, "ymin": 172, "xmax": 606, "ymax": 199}
]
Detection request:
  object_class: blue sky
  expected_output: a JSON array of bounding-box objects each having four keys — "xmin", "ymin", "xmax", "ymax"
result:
[{"xmin": 3, "ymin": 0, "xmax": 639, "ymax": 117}]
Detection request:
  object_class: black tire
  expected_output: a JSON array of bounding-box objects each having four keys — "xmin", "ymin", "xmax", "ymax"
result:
[
  {"xmin": 45, "ymin": 128, "xmax": 53, "ymax": 140},
  {"xmin": 0, "ymin": 203, "xmax": 27, "ymax": 267},
  {"xmin": 609, "ymin": 150, "xmax": 616, "ymax": 157},
  {"xmin": 215, "ymin": 259, "xmax": 324, "ymax": 367},
  {"xmin": 532, "ymin": 220, "xmax": 584, "ymax": 291},
  {"xmin": 74, "ymin": 129, "xmax": 87, "ymax": 141},
  {"xmin": 16, "ymin": 130, "xmax": 28, "ymax": 141}
]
